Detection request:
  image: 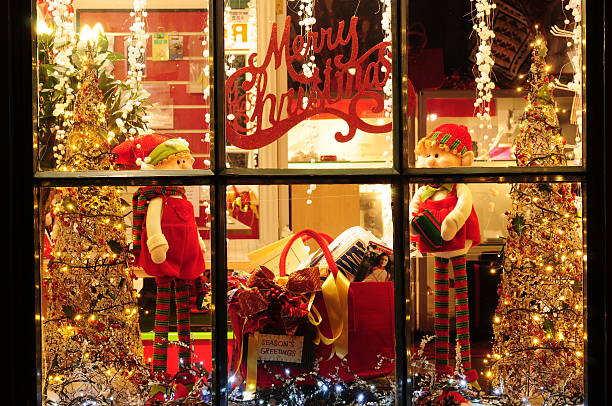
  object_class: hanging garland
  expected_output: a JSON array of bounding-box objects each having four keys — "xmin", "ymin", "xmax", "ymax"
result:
[
  {"xmin": 550, "ymin": 0, "xmax": 583, "ymax": 164},
  {"xmin": 470, "ymin": 0, "xmax": 497, "ymax": 129},
  {"xmin": 200, "ymin": 7, "xmax": 212, "ymax": 168},
  {"xmin": 117, "ymin": 0, "xmax": 151, "ymax": 140},
  {"xmin": 290, "ymin": 0, "xmax": 319, "ymax": 201},
  {"xmin": 37, "ymin": 0, "xmax": 77, "ymax": 169},
  {"xmin": 380, "ymin": 0, "xmax": 393, "ymax": 167},
  {"xmin": 126, "ymin": 1, "xmax": 148, "ymax": 92}
]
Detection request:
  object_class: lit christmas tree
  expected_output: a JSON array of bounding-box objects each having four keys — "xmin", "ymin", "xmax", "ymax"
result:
[
  {"xmin": 488, "ymin": 33, "xmax": 584, "ymax": 405},
  {"xmin": 37, "ymin": 11, "xmax": 150, "ymax": 170},
  {"xmin": 42, "ymin": 28, "xmax": 148, "ymax": 405}
]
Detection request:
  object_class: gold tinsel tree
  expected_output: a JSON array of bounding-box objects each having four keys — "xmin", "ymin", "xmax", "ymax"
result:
[
  {"xmin": 42, "ymin": 35, "xmax": 148, "ymax": 405},
  {"xmin": 489, "ymin": 34, "xmax": 584, "ymax": 405}
]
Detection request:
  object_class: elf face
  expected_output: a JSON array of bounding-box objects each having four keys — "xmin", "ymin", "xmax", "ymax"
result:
[
  {"xmin": 416, "ymin": 145, "xmax": 464, "ymax": 168},
  {"xmin": 154, "ymin": 151, "xmax": 195, "ymax": 170}
]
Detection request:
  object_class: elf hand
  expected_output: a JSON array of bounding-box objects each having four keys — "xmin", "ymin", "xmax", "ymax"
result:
[
  {"xmin": 147, "ymin": 233, "xmax": 169, "ymax": 264},
  {"xmin": 441, "ymin": 216, "xmax": 459, "ymax": 241},
  {"xmin": 409, "ymin": 214, "xmax": 418, "ymax": 236}
]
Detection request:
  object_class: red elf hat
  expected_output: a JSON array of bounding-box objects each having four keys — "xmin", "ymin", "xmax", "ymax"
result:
[
  {"xmin": 112, "ymin": 133, "xmax": 190, "ymax": 169},
  {"xmin": 423, "ymin": 124, "xmax": 473, "ymax": 156}
]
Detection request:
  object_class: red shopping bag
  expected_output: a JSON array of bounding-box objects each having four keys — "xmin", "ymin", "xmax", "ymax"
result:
[{"xmin": 229, "ymin": 229, "xmax": 395, "ymax": 388}]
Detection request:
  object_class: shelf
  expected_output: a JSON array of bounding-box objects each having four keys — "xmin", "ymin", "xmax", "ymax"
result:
[
  {"xmin": 288, "ymin": 161, "xmax": 390, "ymax": 169},
  {"xmin": 140, "ymin": 331, "xmax": 234, "ymax": 341}
]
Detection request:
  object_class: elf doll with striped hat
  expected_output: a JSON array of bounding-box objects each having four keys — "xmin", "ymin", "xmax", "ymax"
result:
[
  {"xmin": 113, "ymin": 134, "xmax": 208, "ymax": 402},
  {"xmin": 409, "ymin": 124, "xmax": 481, "ymax": 391}
]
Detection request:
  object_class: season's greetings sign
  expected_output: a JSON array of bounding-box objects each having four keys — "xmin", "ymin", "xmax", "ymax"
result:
[
  {"xmin": 257, "ymin": 333, "xmax": 305, "ymax": 364},
  {"xmin": 226, "ymin": 16, "xmax": 392, "ymax": 149}
]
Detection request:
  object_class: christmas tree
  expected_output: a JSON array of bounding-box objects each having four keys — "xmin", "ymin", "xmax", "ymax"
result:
[
  {"xmin": 37, "ymin": 16, "xmax": 150, "ymax": 170},
  {"xmin": 42, "ymin": 30, "xmax": 148, "ymax": 405},
  {"xmin": 488, "ymin": 34, "xmax": 584, "ymax": 404}
]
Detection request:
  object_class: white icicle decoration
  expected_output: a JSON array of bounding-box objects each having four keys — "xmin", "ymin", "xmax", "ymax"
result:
[
  {"xmin": 471, "ymin": 0, "xmax": 497, "ymax": 129},
  {"xmin": 550, "ymin": 0, "xmax": 582, "ymax": 159}
]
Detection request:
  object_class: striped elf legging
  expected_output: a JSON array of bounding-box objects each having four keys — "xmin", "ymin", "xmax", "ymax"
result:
[
  {"xmin": 153, "ymin": 279, "xmax": 193, "ymax": 373},
  {"xmin": 433, "ymin": 255, "xmax": 472, "ymax": 374}
]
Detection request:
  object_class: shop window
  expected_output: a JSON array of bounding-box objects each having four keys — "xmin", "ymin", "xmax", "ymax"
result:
[
  {"xmin": 38, "ymin": 184, "xmax": 213, "ymax": 403},
  {"xmin": 408, "ymin": 182, "xmax": 585, "ymax": 403},
  {"xmin": 225, "ymin": 185, "xmax": 397, "ymax": 403},
  {"xmin": 224, "ymin": 0, "xmax": 394, "ymax": 169},
  {"xmin": 407, "ymin": 1, "xmax": 584, "ymax": 169},
  {"xmin": 36, "ymin": 3, "xmax": 212, "ymax": 172},
  {"xmin": 29, "ymin": 0, "xmax": 597, "ymax": 405},
  {"xmin": 412, "ymin": 90, "xmax": 582, "ymax": 168}
]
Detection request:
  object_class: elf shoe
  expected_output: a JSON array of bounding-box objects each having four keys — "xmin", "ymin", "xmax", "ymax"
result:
[
  {"xmin": 173, "ymin": 382, "xmax": 192, "ymax": 399},
  {"xmin": 173, "ymin": 369, "xmax": 197, "ymax": 399},
  {"xmin": 145, "ymin": 385, "xmax": 167, "ymax": 406},
  {"xmin": 463, "ymin": 369, "xmax": 480, "ymax": 391},
  {"xmin": 435, "ymin": 389, "xmax": 470, "ymax": 405},
  {"xmin": 147, "ymin": 371, "xmax": 172, "ymax": 405}
]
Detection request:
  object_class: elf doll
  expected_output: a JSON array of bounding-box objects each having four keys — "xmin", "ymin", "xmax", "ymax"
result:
[
  {"xmin": 409, "ymin": 124, "xmax": 481, "ymax": 388},
  {"xmin": 113, "ymin": 134, "xmax": 207, "ymax": 400}
]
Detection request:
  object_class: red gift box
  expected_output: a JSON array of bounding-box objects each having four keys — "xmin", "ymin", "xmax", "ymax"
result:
[{"xmin": 229, "ymin": 229, "xmax": 395, "ymax": 389}]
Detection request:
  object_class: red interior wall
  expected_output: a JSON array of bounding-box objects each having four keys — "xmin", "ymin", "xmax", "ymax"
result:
[{"xmin": 78, "ymin": 10, "xmax": 211, "ymax": 164}]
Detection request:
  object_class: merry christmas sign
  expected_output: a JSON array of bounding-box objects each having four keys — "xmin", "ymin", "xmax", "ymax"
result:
[{"xmin": 226, "ymin": 16, "xmax": 392, "ymax": 149}]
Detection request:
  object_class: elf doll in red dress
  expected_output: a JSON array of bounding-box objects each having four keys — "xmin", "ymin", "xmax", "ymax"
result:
[
  {"xmin": 113, "ymin": 134, "xmax": 207, "ymax": 400},
  {"xmin": 409, "ymin": 124, "xmax": 481, "ymax": 389}
]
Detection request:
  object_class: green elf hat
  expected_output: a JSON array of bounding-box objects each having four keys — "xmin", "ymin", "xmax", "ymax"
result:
[
  {"xmin": 424, "ymin": 123, "xmax": 473, "ymax": 156},
  {"xmin": 146, "ymin": 137, "xmax": 190, "ymax": 166},
  {"xmin": 112, "ymin": 133, "xmax": 190, "ymax": 168}
]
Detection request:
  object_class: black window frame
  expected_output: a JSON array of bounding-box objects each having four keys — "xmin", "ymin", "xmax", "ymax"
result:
[{"xmin": 7, "ymin": 0, "xmax": 608, "ymax": 405}]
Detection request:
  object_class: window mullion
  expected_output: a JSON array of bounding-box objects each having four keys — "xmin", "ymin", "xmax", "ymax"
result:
[
  {"xmin": 211, "ymin": 180, "xmax": 229, "ymax": 406},
  {"xmin": 392, "ymin": 0, "xmax": 407, "ymax": 175},
  {"xmin": 392, "ymin": 180, "xmax": 409, "ymax": 405},
  {"xmin": 211, "ymin": 0, "xmax": 227, "ymax": 174},
  {"xmin": 210, "ymin": 0, "xmax": 228, "ymax": 403}
]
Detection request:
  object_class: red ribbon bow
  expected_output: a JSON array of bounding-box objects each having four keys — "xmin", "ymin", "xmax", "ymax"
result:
[{"xmin": 236, "ymin": 266, "xmax": 321, "ymax": 336}]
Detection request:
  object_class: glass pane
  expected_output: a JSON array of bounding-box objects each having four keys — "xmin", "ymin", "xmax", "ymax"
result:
[
  {"xmin": 227, "ymin": 184, "xmax": 397, "ymax": 404},
  {"xmin": 38, "ymin": 185, "xmax": 213, "ymax": 404},
  {"xmin": 36, "ymin": 1, "xmax": 211, "ymax": 172},
  {"xmin": 407, "ymin": 2, "xmax": 583, "ymax": 168},
  {"xmin": 224, "ymin": 1, "xmax": 394, "ymax": 169},
  {"xmin": 408, "ymin": 181, "xmax": 585, "ymax": 404}
]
